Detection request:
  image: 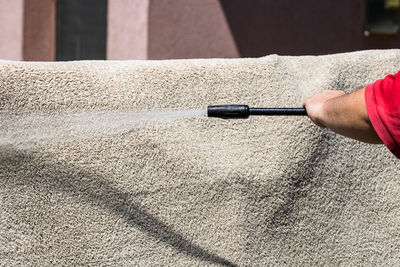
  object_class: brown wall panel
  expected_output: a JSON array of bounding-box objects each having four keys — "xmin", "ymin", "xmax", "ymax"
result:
[{"xmin": 23, "ymin": 0, "xmax": 56, "ymax": 61}]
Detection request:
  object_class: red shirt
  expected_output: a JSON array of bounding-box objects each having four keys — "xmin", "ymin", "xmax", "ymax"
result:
[{"xmin": 365, "ymin": 71, "xmax": 400, "ymax": 158}]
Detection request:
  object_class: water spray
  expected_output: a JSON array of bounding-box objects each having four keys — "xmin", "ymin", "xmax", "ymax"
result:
[{"xmin": 207, "ymin": 105, "xmax": 307, "ymax": 119}]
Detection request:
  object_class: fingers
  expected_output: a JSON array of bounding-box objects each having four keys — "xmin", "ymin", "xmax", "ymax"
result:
[
  {"xmin": 302, "ymin": 90, "xmax": 345, "ymax": 129},
  {"xmin": 309, "ymin": 117, "xmax": 327, "ymax": 128},
  {"xmin": 302, "ymin": 99, "xmax": 307, "ymax": 108}
]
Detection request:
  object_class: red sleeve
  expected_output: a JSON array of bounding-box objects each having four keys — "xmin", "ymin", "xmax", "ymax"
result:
[{"xmin": 365, "ymin": 71, "xmax": 400, "ymax": 159}]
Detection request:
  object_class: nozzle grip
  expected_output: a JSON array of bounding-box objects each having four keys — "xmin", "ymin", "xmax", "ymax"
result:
[{"xmin": 207, "ymin": 105, "xmax": 249, "ymax": 119}]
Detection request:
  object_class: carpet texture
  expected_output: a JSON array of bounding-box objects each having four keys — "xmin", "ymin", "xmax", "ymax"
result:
[{"xmin": 1, "ymin": 50, "xmax": 400, "ymax": 266}]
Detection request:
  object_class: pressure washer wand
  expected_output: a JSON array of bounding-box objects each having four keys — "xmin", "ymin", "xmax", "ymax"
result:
[{"xmin": 207, "ymin": 105, "xmax": 307, "ymax": 119}]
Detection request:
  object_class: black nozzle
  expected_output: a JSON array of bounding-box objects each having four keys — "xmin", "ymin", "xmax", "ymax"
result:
[
  {"xmin": 207, "ymin": 105, "xmax": 307, "ymax": 119},
  {"xmin": 207, "ymin": 105, "xmax": 250, "ymax": 119}
]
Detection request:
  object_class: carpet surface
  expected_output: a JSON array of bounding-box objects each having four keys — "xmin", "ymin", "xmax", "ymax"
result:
[{"xmin": 1, "ymin": 50, "xmax": 400, "ymax": 266}]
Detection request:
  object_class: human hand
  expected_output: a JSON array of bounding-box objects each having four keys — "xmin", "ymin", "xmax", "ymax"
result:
[{"xmin": 302, "ymin": 90, "xmax": 345, "ymax": 128}]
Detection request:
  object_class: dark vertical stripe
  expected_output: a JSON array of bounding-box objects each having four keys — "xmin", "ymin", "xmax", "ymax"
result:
[{"xmin": 56, "ymin": 0, "xmax": 107, "ymax": 61}]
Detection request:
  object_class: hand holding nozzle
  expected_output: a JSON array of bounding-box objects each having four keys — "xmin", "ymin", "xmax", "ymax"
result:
[{"xmin": 207, "ymin": 105, "xmax": 307, "ymax": 119}]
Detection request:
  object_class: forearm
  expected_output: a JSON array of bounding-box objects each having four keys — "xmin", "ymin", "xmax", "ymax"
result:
[{"xmin": 319, "ymin": 88, "xmax": 382, "ymax": 144}]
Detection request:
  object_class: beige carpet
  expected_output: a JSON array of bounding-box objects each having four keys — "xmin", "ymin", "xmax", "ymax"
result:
[{"xmin": 1, "ymin": 50, "xmax": 400, "ymax": 266}]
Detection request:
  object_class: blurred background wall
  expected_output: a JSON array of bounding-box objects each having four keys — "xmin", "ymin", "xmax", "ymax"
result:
[
  {"xmin": 0, "ymin": 0, "xmax": 399, "ymax": 61},
  {"xmin": 0, "ymin": 0, "xmax": 55, "ymax": 61}
]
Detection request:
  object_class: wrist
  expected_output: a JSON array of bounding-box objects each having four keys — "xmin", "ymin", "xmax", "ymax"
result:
[{"xmin": 317, "ymin": 99, "xmax": 332, "ymax": 128}]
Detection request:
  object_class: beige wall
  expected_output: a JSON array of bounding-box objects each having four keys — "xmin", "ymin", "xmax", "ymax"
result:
[
  {"xmin": 107, "ymin": 0, "xmax": 149, "ymax": 60},
  {"xmin": 0, "ymin": 0, "xmax": 24, "ymax": 60}
]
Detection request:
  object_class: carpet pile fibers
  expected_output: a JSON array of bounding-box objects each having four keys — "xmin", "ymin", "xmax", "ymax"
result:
[{"xmin": 1, "ymin": 50, "xmax": 400, "ymax": 266}]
